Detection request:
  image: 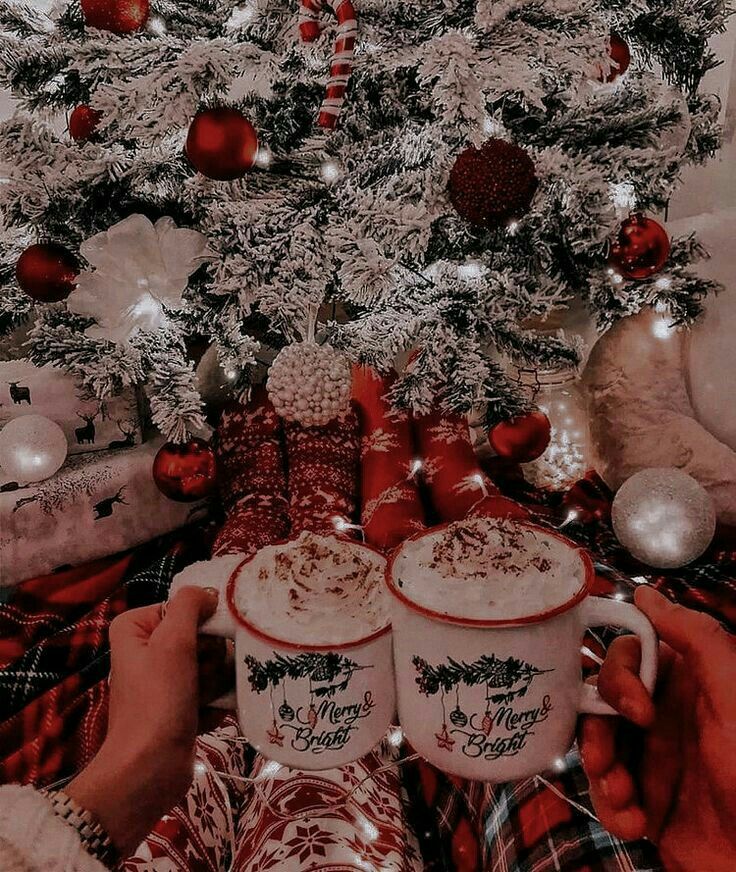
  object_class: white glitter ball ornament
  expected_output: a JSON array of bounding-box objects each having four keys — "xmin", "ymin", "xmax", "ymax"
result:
[
  {"xmin": 267, "ymin": 342, "xmax": 351, "ymax": 426},
  {"xmin": 611, "ymin": 467, "xmax": 716, "ymax": 569},
  {"xmin": 0, "ymin": 415, "xmax": 68, "ymax": 483}
]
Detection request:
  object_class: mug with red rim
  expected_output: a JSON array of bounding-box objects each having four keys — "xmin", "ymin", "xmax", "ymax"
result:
[
  {"xmin": 385, "ymin": 519, "xmax": 658, "ymax": 782},
  {"xmin": 203, "ymin": 536, "xmax": 395, "ymax": 770}
]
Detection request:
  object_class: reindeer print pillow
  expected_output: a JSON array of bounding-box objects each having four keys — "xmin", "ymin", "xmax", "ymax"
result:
[{"xmin": 0, "ymin": 359, "xmax": 141, "ymax": 458}]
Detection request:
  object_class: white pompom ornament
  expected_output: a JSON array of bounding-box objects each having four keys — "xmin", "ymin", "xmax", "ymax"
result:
[{"xmin": 267, "ymin": 343, "xmax": 351, "ymax": 426}]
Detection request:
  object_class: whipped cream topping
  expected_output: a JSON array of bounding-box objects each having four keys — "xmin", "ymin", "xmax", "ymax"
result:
[
  {"xmin": 232, "ymin": 532, "xmax": 389, "ymax": 645},
  {"xmin": 392, "ymin": 517, "xmax": 585, "ymax": 621}
]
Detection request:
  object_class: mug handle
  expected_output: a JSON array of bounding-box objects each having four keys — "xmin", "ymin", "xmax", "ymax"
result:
[
  {"xmin": 168, "ymin": 571, "xmax": 239, "ymax": 708},
  {"xmin": 578, "ymin": 596, "xmax": 658, "ymax": 716},
  {"xmin": 199, "ymin": 612, "xmax": 239, "ymax": 710}
]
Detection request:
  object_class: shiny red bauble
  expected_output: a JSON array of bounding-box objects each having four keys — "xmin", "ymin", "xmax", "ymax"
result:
[
  {"xmin": 69, "ymin": 105, "xmax": 103, "ymax": 142},
  {"xmin": 16, "ymin": 243, "xmax": 79, "ymax": 303},
  {"xmin": 81, "ymin": 0, "xmax": 150, "ymax": 33},
  {"xmin": 609, "ymin": 213, "xmax": 670, "ymax": 280},
  {"xmin": 448, "ymin": 138, "xmax": 538, "ymax": 228},
  {"xmin": 598, "ymin": 33, "xmax": 631, "ymax": 83},
  {"xmin": 185, "ymin": 108, "xmax": 259, "ymax": 181},
  {"xmin": 488, "ymin": 411, "xmax": 551, "ymax": 463},
  {"xmin": 152, "ymin": 438, "xmax": 217, "ymax": 502}
]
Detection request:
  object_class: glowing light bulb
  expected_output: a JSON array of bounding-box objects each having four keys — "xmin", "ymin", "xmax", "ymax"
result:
[
  {"xmin": 655, "ymin": 276, "xmax": 672, "ymax": 291},
  {"xmin": 320, "ymin": 159, "xmax": 341, "ymax": 184},
  {"xmin": 651, "ymin": 316, "xmax": 673, "ymax": 340},
  {"xmin": 193, "ymin": 760, "xmax": 208, "ymax": 776},
  {"xmin": 128, "ymin": 292, "xmax": 165, "ymax": 329},
  {"xmin": 482, "ymin": 115, "xmax": 502, "ymax": 136},
  {"xmin": 457, "ymin": 261, "xmax": 484, "ymax": 279},
  {"xmin": 355, "ymin": 814, "xmax": 379, "ymax": 842},
  {"xmin": 507, "ymin": 220, "xmax": 520, "ymax": 235},
  {"xmin": 227, "ymin": 3, "xmax": 258, "ymax": 27},
  {"xmin": 257, "ymin": 759, "xmax": 283, "ymax": 779},
  {"xmin": 551, "ymin": 757, "xmax": 567, "ymax": 773},
  {"xmin": 147, "ymin": 14, "xmax": 167, "ymax": 34},
  {"xmin": 610, "ymin": 181, "xmax": 637, "ymax": 211},
  {"xmin": 225, "ymin": 368, "xmax": 238, "ymax": 381},
  {"xmin": 388, "ymin": 726, "xmax": 404, "ymax": 747},
  {"xmin": 255, "ymin": 145, "xmax": 272, "ymax": 168},
  {"xmin": 410, "ymin": 458, "xmax": 423, "ymax": 476},
  {"xmin": 473, "ymin": 473, "xmax": 489, "ymax": 497}
]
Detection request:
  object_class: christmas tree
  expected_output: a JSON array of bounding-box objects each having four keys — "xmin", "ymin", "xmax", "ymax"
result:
[{"xmin": 0, "ymin": 0, "xmax": 728, "ymax": 440}]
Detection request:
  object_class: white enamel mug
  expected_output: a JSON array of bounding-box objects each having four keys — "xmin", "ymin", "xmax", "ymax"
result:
[
  {"xmin": 204, "ymin": 541, "xmax": 395, "ymax": 770},
  {"xmin": 386, "ymin": 522, "xmax": 658, "ymax": 782}
]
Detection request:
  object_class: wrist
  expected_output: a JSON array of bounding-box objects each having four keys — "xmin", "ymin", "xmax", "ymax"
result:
[{"xmin": 67, "ymin": 741, "xmax": 193, "ymax": 857}]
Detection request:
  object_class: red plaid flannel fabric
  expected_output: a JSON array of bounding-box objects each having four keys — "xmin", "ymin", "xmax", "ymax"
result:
[
  {"xmin": 0, "ymin": 552, "xmax": 133, "ymax": 667},
  {"xmin": 0, "ymin": 538, "xmax": 189, "ymax": 720},
  {"xmin": 0, "ymin": 669, "xmax": 109, "ymax": 788},
  {"xmin": 0, "ymin": 536, "xmax": 196, "ymax": 788},
  {"xmin": 467, "ymin": 750, "xmax": 662, "ymax": 872}
]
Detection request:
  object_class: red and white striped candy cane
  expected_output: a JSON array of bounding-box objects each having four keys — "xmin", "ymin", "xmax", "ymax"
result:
[{"xmin": 299, "ymin": 0, "xmax": 357, "ymax": 130}]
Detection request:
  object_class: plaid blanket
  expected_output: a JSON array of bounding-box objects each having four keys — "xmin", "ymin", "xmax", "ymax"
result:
[
  {"xmin": 0, "ymin": 533, "xmax": 203, "ymax": 788},
  {"xmin": 0, "ymin": 552, "xmax": 134, "ymax": 667}
]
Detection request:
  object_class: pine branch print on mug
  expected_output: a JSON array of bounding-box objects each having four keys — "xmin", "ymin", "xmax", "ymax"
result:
[
  {"xmin": 244, "ymin": 651, "xmax": 376, "ymax": 755},
  {"xmin": 413, "ymin": 653, "xmax": 553, "ymax": 758}
]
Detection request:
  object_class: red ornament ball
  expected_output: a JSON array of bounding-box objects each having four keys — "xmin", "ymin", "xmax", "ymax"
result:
[
  {"xmin": 448, "ymin": 138, "xmax": 538, "ymax": 228},
  {"xmin": 16, "ymin": 243, "xmax": 79, "ymax": 303},
  {"xmin": 153, "ymin": 438, "xmax": 217, "ymax": 502},
  {"xmin": 488, "ymin": 411, "xmax": 551, "ymax": 464},
  {"xmin": 69, "ymin": 105, "xmax": 103, "ymax": 142},
  {"xmin": 598, "ymin": 33, "xmax": 631, "ymax": 83},
  {"xmin": 81, "ymin": 0, "xmax": 149, "ymax": 33},
  {"xmin": 185, "ymin": 108, "xmax": 258, "ymax": 181},
  {"xmin": 609, "ymin": 213, "xmax": 670, "ymax": 280}
]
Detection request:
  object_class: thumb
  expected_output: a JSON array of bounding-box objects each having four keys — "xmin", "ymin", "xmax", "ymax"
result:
[
  {"xmin": 634, "ymin": 586, "xmax": 734, "ymax": 670},
  {"xmin": 154, "ymin": 586, "xmax": 219, "ymax": 655}
]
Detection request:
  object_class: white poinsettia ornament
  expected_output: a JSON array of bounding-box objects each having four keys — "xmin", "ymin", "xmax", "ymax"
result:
[{"xmin": 67, "ymin": 214, "xmax": 213, "ymax": 344}]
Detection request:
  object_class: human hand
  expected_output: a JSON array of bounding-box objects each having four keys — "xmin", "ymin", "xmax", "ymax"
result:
[
  {"xmin": 579, "ymin": 586, "xmax": 736, "ymax": 872},
  {"xmin": 67, "ymin": 586, "xmax": 230, "ymax": 857}
]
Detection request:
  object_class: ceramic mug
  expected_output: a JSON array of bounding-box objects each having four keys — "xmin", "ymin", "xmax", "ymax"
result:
[
  {"xmin": 203, "ymin": 543, "xmax": 395, "ymax": 770},
  {"xmin": 386, "ymin": 523, "xmax": 658, "ymax": 782}
]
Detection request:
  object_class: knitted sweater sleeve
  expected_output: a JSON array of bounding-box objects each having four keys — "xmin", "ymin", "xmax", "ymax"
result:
[{"xmin": 0, "ymin": 785, "xmax": 107, "ymax": 872}]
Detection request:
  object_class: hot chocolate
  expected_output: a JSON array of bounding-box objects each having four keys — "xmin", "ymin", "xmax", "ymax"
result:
[
  {"xmin": 231, "ymin": 532, "xmax": 389, "ymax": 645},
  {"xmin": 392, "ymin": 517, "xmax": 584, "ymax": 621}
]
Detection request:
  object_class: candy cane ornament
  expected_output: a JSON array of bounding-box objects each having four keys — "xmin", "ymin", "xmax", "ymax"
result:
[{"xmin": 299, "ymin": 0, "xmax": 358, "ymax": 129}]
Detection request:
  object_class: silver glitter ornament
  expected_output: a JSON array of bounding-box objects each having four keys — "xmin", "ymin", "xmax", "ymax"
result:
[{"xmin": 611, "ymin": 467, "xmax": 716, "ymax": 569}]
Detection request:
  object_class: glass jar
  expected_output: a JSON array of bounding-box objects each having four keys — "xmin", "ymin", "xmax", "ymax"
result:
[{"xmin": 513, "ymin": 364, "xmax": 592, "ymax": 489}]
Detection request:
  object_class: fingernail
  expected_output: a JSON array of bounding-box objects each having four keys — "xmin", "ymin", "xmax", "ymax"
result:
[{"xmin": 203, "ymin": 586, "xmax": 219, "ymax": 602}]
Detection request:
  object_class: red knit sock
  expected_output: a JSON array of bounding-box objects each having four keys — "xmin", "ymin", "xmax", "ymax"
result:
[
  {"xmin": 412, "ymin": 408, "xmax": 499, "ymax": 522},
  {"xmin": 212, "ymin": 387, "xmax": 289, "ymax": 556},
  {"xmin": 284, "ymin": 407, "xmax": 360, "ymax": 537},
  {"xmin": 352, "ymin": 366, "xmax": 425, "ymax": 551}
]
